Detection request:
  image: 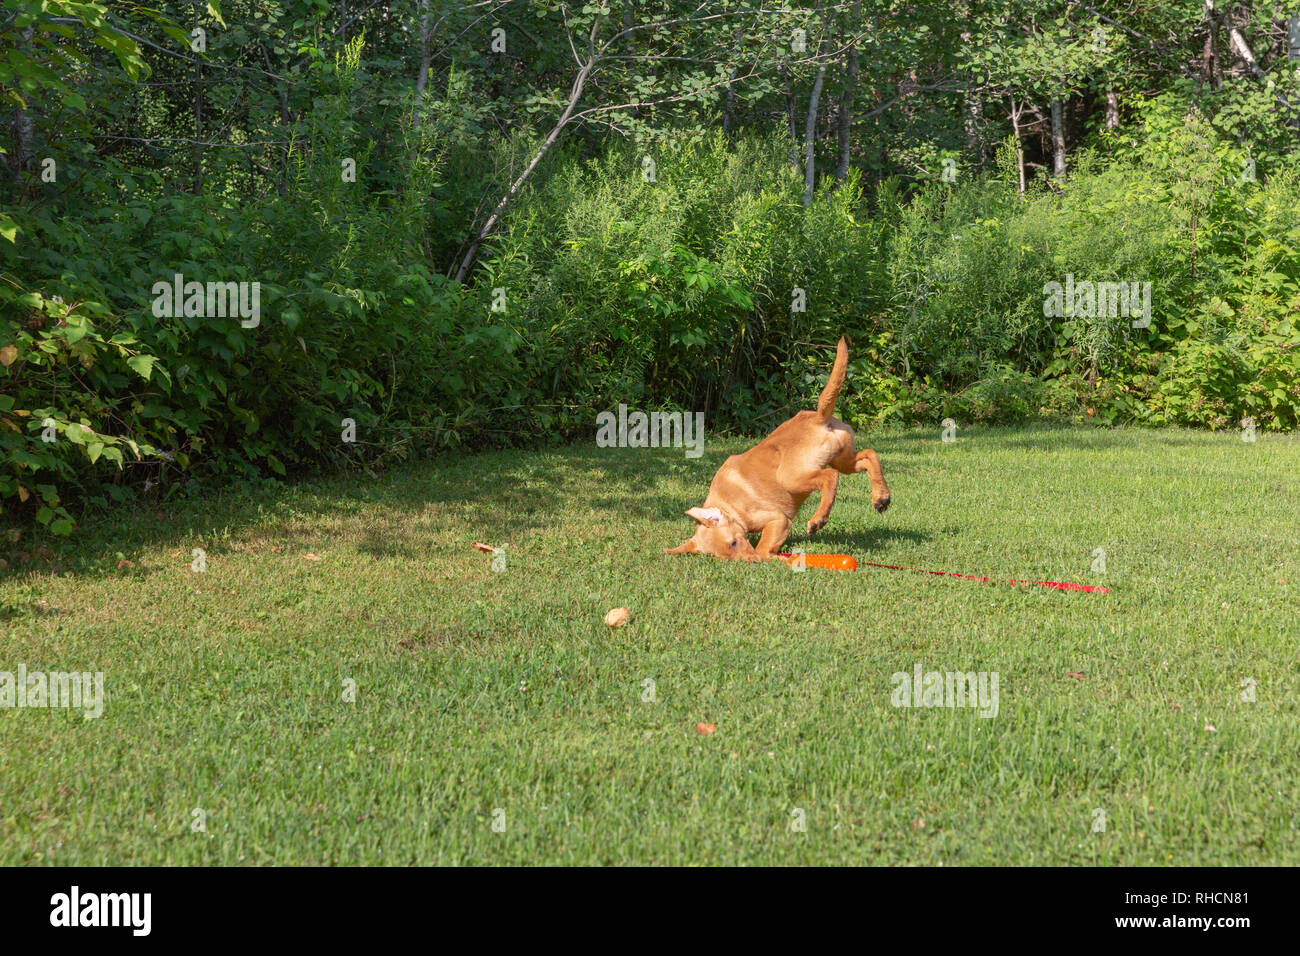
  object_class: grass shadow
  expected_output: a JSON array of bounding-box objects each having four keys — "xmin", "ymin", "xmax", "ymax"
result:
[
  {"xmin": 8, "ymin": 423, "xmax": 1209, "ymax": 577},
  {"xmin": 793, "ymin": 525, "xmax": 935, "ymax": 553}
]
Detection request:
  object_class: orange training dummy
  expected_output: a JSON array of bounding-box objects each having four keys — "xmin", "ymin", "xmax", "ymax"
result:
[{"xmin": 777, "ymin": 553, "xmax": 857, "ymax": 571}]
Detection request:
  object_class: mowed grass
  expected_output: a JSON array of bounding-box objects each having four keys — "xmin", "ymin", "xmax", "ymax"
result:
[{"xmin": 1, "ymin": 424, "xmax": 1297, "ymax": 865}]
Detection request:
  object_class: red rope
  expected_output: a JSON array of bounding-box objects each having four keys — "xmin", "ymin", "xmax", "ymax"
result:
[{"xmin": 859, "ymin": 561, "xmax": 1110, "ymax": 594}]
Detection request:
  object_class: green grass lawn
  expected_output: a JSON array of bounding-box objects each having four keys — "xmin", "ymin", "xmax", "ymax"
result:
[{"xmin": 2, "ymin": 424, "xmax": 1297, "ymax": 865}]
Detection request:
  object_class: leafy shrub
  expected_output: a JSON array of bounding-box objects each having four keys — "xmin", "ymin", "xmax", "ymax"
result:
[
  {"xmin": 6, "ymin": 96, "xmax": 1300, "ymax": 541},
  {"xmin": 1, "ymin": 40, "xmax": 475, "ymax": 536}
]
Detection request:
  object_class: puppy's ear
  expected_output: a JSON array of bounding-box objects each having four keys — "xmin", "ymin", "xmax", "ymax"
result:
[
  {"xmin": 664, "ymin": 539, "xmax": 697, "ymax": 554},
  {"xmin": 685, "ymin": 506, "xmax": 724, "ymax": 526}
]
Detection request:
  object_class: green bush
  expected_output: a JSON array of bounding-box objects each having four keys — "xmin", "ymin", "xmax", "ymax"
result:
[
  {"xmin": 6, "ymin": 95, "xmax": 1300, "ymax": 539},
  {"xmin": 1, "ymin": 41, "xmax": 476, "ymax": 534}
]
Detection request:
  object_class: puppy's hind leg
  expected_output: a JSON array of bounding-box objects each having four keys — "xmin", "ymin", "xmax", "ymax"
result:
[{"xmin": 852, "ymin": 448, "xmax": 891, "ymax": 513}]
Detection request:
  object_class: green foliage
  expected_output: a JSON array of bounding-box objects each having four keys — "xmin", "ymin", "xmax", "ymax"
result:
[
  {"xmin": 1, "ymin": 39, "xmax": 474, "ymax": 532},
  {"xmin": 878, "ymin": 99, "xmax": 1300, "ymax": 430},
  {"xmin": 482, "ymin": 134, "xmax": 890, "ymax": 434},
  {"xmin": 4, "ymin": 3, "xmax": 1300, "ymax": 539}
]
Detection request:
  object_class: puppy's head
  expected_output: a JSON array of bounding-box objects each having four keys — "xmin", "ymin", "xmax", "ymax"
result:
[{"xmin": 665, "ymin": 506, "xmax": 758, "ymax": 561}]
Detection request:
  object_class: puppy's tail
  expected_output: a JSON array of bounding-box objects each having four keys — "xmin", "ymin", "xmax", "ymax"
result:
[{"xmin": 815, "ymin": 336, "xmax": 849, "ymax": 422}]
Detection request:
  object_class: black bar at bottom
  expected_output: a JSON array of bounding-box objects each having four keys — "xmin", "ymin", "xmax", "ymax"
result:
[{"xmin": 0, "ymin": 865, "xmax": 1282, "ymax": 943}]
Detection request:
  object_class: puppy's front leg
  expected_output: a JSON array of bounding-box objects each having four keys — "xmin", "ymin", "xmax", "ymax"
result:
[
  {"xmin": 754, "ymin": 518, "xmax": 792, "ymax": 560},
  {"xmin": 800, "ymin": 468, "xmax": 839, "ymax": 535}
]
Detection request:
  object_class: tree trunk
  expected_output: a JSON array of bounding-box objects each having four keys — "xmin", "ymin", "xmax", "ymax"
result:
[
  {"xmin": 263, "ymin": 47, "xmax": 292, "ymax": 125},
  {"xmin": 960, "ymin": 12, "xmax": 980, "ymax": 161},
  {"xmin": 192, "ymin": 7, "xmax": 203, "ymax": 195},
  {"xmin": 835, "ymin": 0, "xmax": 860, "ymax": 182},
  {"xmin": 1225, "ymin": 20, "xmax": 1265, "ymax": 81},
  {"xmin": 1201, "ymin": 1, "xmax": 1217, "ymax": 84},
  {"xmin": 1010, "ymin": 97, "xmax": 1026, "ymax": 195},
  {"xmin": 1201, "ymin": 1, "xmax": 1218, "ymax": 89},
  {"xmin": 12, "ymin": 26, "xmax": 34, "ymax": 183},
  {"xmin": 416, "ymin": 0, "xmax": 432, "ymax": 95},
  {"xmin": 1105, "ymin": 91, "xmax": 1119, "ymax": 129},
  {"xmin": 262, "ymin": 45, "xmax": 291, "ymax": 196},
  {"xmin": 1220, "ymin": 6, "xmax": 1298, "ymax": 126},
  {"xmin": 800, "ymin": 1, "xmax": 830, "ymax": 206},
  {"xmin": 802, "ymin": 63, "xmax": 827, "ymax": 206},
  {"xmin": 1049, "ymin": 98, "xmax": 1066, "ymax": 179},
  {"xmin": 455, "ymin": 59, "xmax": 596, "ymax": 283},
  {"xmin": 964, "ymin": 92, "xmax": 982, "ymax": 155},
  {"xmin": 1290, "ymin": 13, "xmax": 1300, "ymax": 130},
  {"xmin": 783, "ymin": 69, "xmax": 800, "ymax": 168}
]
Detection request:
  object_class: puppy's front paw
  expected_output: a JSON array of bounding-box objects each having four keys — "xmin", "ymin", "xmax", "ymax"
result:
[{"xmin": 806, "ymin": 517, "xmax": 826, "ymax": 535}]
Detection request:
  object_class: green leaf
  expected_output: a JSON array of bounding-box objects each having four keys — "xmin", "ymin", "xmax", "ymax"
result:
[{"xmin": 127, "ymin": 354, "xmax": 157, "ymax": 381}]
